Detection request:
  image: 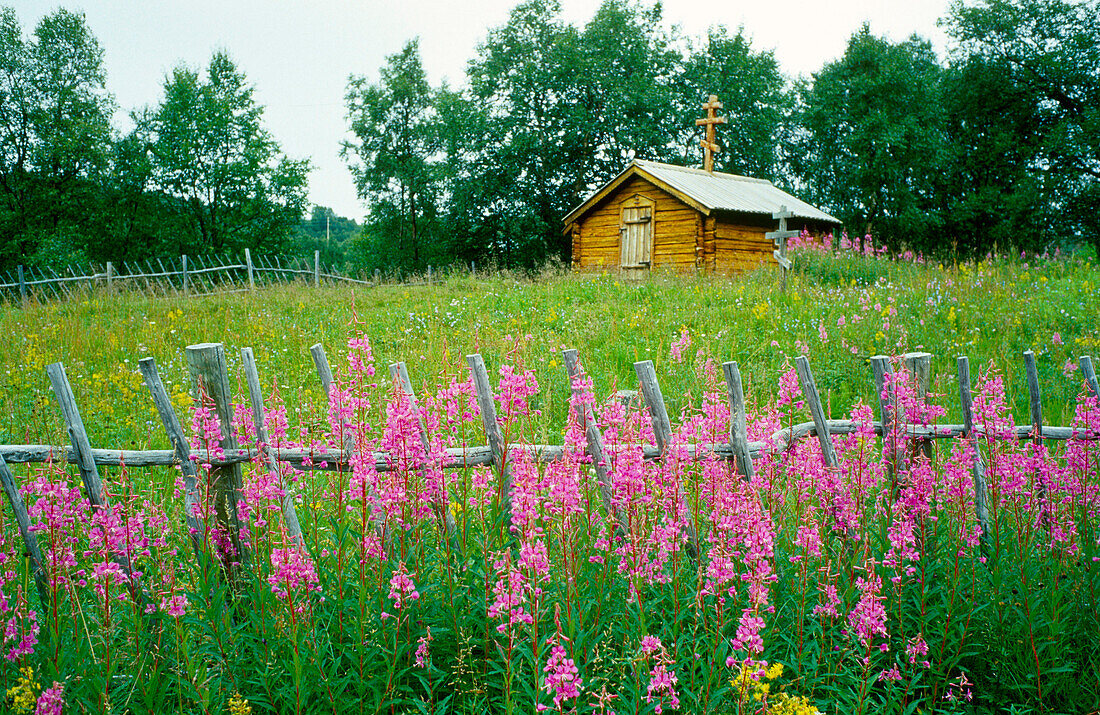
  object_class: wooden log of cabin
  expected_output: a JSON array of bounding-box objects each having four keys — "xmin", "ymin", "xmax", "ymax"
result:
[{"xmin": 564, "ymin": 160, "xmax": 840, "ymax": 274}]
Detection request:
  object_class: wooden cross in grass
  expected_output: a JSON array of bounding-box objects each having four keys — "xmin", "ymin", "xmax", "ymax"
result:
[
  {"xmin": 766, "ymin": 205, "xmax": 798, "ymax": 291},
  {"xmin": 696, "ymin": 94, "xmax": 727, "ymax": 173}
]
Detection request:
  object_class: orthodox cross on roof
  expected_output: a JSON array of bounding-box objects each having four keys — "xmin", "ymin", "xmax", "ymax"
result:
[{"xmin": 696, "ymin": 94, "xmax": 727, "ymax": 173}]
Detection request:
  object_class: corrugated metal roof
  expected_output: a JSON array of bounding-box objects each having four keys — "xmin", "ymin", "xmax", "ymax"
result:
[
  {"xmin": 632, "ymin": 160, "xmax": 841, "ymax": 223},
  {"xmin": 563, "ymin": 160, "xmax": 841, "ymax": 226}
]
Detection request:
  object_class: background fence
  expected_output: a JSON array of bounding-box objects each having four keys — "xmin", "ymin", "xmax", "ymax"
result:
[{"xmin": 0, "ymin": 250, "xmax": 478, "ymax": 302}]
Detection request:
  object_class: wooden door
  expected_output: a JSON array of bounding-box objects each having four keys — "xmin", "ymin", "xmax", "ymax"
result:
[{"xmin": 620, "ymin": 196, "xmax": 654, "ymax": 268}]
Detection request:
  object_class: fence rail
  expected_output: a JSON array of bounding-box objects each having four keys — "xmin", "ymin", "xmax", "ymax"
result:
[
  {"xmin": 1, "ymin": 344, "xmax": 1098, "ymax": 592},
  {"xmin": 0, "ymin": 251, "xmax": 468, "ymax": 302}
]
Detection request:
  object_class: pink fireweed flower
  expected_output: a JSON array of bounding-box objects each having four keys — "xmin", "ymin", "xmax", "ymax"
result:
[
  {"xmin": 267, "ymin": 546, "xmax": 321, "ymax": 610},
  {"xmin": 34, "ymin": 681, "xmax": 64, "ymax": 715},
  {"xmin": 415, "ymin": 626, "xmax": 432, "ymax": 668},
  {"xmin": 387, "ymin": 563, "xmax": 419, "ymax": 611},
  {"xmin": 640, "ymin": 636, "xmax": 680, "ymax": 714},
  {"xmin": 347, "ymin": 334, "xmax": 376, "ymax": 377},
  {"xmin": 669, "ymin": 327, "xmax": 691, "ymax": 363},
  {"xmin": 488, "ymin": 556, "xmax": 533, "ymax": 635},
  {"xmin": 539, "ymin": 640, "xmax": 582, "ymax": 711},
  {"xmin": 0, "ymin": 534, "xmax": 39, "ymax": 661},
  {"xmin": 848, "ymin": 564, "xmax": 888, "ymax": 652},
  {"xmin": 160, "ymin": 594, "xmax": 188, "ymax": 618}
]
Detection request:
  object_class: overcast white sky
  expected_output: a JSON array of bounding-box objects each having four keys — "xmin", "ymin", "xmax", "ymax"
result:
[{"xmin": 12, "ymin": 0, "xmax": 953, "ymax": 221}]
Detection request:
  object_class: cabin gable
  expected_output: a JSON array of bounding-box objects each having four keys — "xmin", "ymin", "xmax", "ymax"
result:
[{"xmin": 571, "ymin": 175, "xmax": 704, "ymax": 271}]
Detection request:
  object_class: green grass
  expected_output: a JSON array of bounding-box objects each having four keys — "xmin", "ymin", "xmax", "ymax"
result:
[{"xmin": 2, "ymin": 250, "xmax": 1097, "ymax": 451}]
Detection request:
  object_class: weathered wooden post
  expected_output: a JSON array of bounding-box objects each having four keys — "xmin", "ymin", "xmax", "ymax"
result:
[
  {"xmin": 389, "ymin": 361, "xmax": 457, "ymax": 541},
  {"xmin": 427, "ymin": 265, "xmax": 432, "ymax": 285},
  {"xmin": 106, "ymin": 261, "xmax": 114, "ymax": 292},
  {"xmin": 1023, "ymin": 350, "xmax": 1047, "ymax": 507},
  {"xmin": 17, "ymin": 265, "xmax": 25, "ymax": 303},
  {"xmin": 314, "ymin": 250, "xmax": 320, "ymax": 287},
  {"xmin": 562, "ymin": 349, "xmax": 624, "ymax": 533},
  {"xmin": 794, "ymin": 356, "xmax": 839, "ymax": 470},
  {"xmin": 309, "ymin": 343, "xmax": 387, "ymax": 537},
  {"xmin": 870, "ymin": 355, "xmax": 897, "ymax": 487},
  {"xmin": 1082, "ymin": 355, "xmax": 1099, "ymax": 400},
  {"xmin": 721, "ymin": 361, "xmax": 756, "ymax": 480},
  {"xmin": 241, "ymin": 348, "xmax": 305, "ymax": 548},
  {"xmin": 185, "ymin": 343, "xmax": 248, "ymax": 578},
  {"xmin": 46, "ymin": 362, "xmax": 147, "ymax": 604},
  {"xmin": 373, "ymin": 269, "xmax": 381, "ymax": 286},
  {"xmin": 767, "ymin": 205, "xmax": 797, "ymax": 293},
  {"xmin": 957, "ymin": 356, "xmax": 991, "ymax": 552},
  {"xmin": 139, "ymin": 357, "xmax": 206, "ymax": 556},
  {"xmin": 903, "ymin": 351, "xmax": 934, "ymax": 465},
  {"xmin": 181, "ymin": 254, "xmax": 189, "ymax": 296},
  {"xmin": 467, "ymin": 354, "xmax": 514, "ymax": 532},
  {"xmin": 634, "ymin": 359, "xmax": 700, "ymax": 558},
  {"xmin": 245, "ymin": 248, "xmax": 255, "ymax": 291}
]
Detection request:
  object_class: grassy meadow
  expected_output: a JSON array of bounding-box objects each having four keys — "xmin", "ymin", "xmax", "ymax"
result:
[
  {"xmin": 2, "ymin": 248, "xmax": 1097, "ymax": 449},
  {"xmin": 0, "ymin": 246, "xmax": 1097, "ymax": 715}
]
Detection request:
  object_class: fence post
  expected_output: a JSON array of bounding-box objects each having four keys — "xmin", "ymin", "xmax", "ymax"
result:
[
  {"xmin": 633, "ymin": 359, "xmax": 700, "ymax": 558},
  {"xmin": 314, "ymin": 250, "xmax": 320, "ymax": 287},
  {"xmin": 389, "ymin": 361, "xmax": 457, "ymax": 542},
  {"xmin": 373, "ymin": 269, "xmax": 381, "ymax": 286},
  {"xmin": 17, "ymin": 265, "xmax": 25, "ymax": 302},
  {"xmin": 562, "ymin": 349, "xmax": 624, "ymax": 533},
  {"xmin": 467, "ymin": 353, "xmax": 514, "ymax": 533},
  {"xmin": 245, "ymin": 248, "xmax": 255, "ymax": 291},
  {"xmin": 957, "ymin": 355, "xmax": 991, "ymax": 551},
  {"xmin": 1082, "ymin": 355, "xmax": 1099, "ymax": 400},
  {"xmin": 870, "ymin": 355, "xmax": 897, "ymax": 487},
  {"xmin": 309, "ymin": 343, "xmax": 387, "ymax": 538},
  {"xmin": 138, "ymin": 357, "xmax": 206, "ymax": 557},
  {"xmin": 106, "ymin": 261, "xmax": 114, "ymax": 292},
  {"xmin": 721, "ymin": 361, "xmax": 756, "ymax": 480},
  {"xmin": 241, "ymin": 347, "xmax": 305, "ymax": 548},
  {"xmin": 1023, "ymin": 350, "xmax": 1046, "ymax": 507},
  {"xmin": 46, "ymin": 362, "xmax": 148, "ymax": 605},
  {"xmin": 185, "ymin": 342, "xmax": 249, "ymax": 579},
  {"xmin": 794, "ymin": 356, "xmax": 839, "ymax": 469},
  {"xmin": 902, "ymin": 352, "xmax": 934, "ymax": 464},
  {"xmin": 182, "ymin": 254, "xmax": 189, "ymax": 296},
  {"xmin": 427, "ymin": 265, "xmax": 432, "ymax": 285}
]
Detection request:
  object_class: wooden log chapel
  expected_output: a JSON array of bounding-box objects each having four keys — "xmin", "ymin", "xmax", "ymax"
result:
[{"xmin": 565, "ymin": 95, "xmax": 841, "ymax": 274}]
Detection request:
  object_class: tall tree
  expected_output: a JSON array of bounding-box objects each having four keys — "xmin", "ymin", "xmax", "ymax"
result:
[
  {"xmin": 343, "ymin": 39, "xmax": 441, "ymax": 270},
  {"xmin": 459, "ymin": 0, "xmax": 582, "ymax": 266},
  {"xmin": 792, "ymin": 26, "xmax": 945, "ymax": 250},
  {"xmin": 0, "ymin": 6, "xmax": 113, "ymax": 266},
  {"xmin": 945, "ymin": 0, "xmax": 1100, "ymax": 252},
  {"xmin": 142, "ymin": 51, "xmax": 309, "ymax": 254}
]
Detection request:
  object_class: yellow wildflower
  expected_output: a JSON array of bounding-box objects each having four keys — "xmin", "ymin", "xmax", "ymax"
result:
[
  {"xmin": 6, "ymin": 666, "xmax": 39, "ymax": 714},
  {"xmin": 228, "ymin": 692, "xmax": 252, "ymax": 715}
]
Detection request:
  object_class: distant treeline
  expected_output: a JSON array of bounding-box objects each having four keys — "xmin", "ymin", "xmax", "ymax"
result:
[{"xmin": 2, "ymin": 0, "xmax": 1098, "ymax": 273}]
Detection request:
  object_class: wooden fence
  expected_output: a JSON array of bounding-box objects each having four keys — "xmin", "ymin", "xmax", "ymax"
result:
[
  {"xmin": 1, "ymin": 344, "xmax": 1098, "ymax": 593},
  {"xmin": 0, "ymin": 251, "xmax": 471, "ymax": 302}
]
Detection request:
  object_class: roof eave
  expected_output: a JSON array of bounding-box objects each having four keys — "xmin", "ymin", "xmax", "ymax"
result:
[{"xmin": 562, "ymin": 161, "xmax": 712, "ymax": 231}]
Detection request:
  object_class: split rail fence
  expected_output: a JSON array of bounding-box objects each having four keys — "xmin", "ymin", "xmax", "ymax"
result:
[
  {"xmin": 1, "ymin": 344, "xmax": 1098, "ymax": 597},
  {"xmin": 0, "ymin": 251, "xmax": 471, "ymax": 302}
]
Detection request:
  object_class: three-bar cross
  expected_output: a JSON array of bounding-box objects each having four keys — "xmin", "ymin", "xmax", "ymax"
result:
[{"xmin": 696, "ymin": 94, "xmax": 727, "ymax": 173}]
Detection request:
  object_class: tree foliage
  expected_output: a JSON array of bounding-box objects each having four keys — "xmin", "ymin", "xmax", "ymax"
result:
[
  {"xmin": 792, "ymin": 27, "xmax": 945, "ymax": 251},
  {"xmin": 0, "ymin": 6, "xmax": 113, "ymax": 266},
  {"xmin": 344, "ymin": 40, "xmax": 441, "ymax": 270},
  {"xmin": 945, "ymin": 0, "xmax": 1100, "ymax": 252},
  {"xmin": 140, "ymin": 52, "xmax": 310, "ymax": 255}
]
